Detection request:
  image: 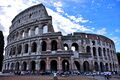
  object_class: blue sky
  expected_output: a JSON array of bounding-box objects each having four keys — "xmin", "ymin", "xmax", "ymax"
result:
[{"xmin": 0, "ymin": 0, "xmax": 120, "ymax": 52}]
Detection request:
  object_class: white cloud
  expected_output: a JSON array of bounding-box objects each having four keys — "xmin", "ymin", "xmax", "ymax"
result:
[
  {"xmin": 110, "ymin": 37, "xmax": 120, "ymax": 45},
  {"xmin": 47, "ymin": 8, "xmax": 92, "ymax": 35},
  {"xmin": 53, "ymin": 1, "xmax": 64, "ymax": 13},
  {"xmin": 65, "ymin": 13, "xmax": 89, "ymax": 23},
  {"xmin": 115, "ymin": 29, "xmax": 120, "ymax": 32},
  {"xmin": 0, "ymin": 0, "xmax": 92, "ymax": 46},
  {"xmin": 96, "ymin": 28, "xmax": 107, "ymax": 35},
  {"xmin": 67, "ymin": 0, "xmax": 86, "ymax": 3}
]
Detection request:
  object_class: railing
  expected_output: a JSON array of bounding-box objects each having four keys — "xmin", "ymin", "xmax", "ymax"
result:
[
  {"xmin": 79, "ymin": 53, "xmax": 92, "ymax": 58},
  {"xmin": 41, "ymin": 50, "xmax": 73, "ymax": 57},
  {"xmin": 41, "ymin": 50, "xmax": 73, "ymax": 55}
]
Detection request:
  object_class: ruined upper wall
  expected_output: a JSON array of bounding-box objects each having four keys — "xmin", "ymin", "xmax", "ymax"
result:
[{"xmin": 9, "ymin": 4, "xmax": 52, "ymax": 33}]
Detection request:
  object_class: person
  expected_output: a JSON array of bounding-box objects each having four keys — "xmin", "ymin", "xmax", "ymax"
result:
[{"xmin": 53, "ymin": 72, "xmax": 58, "ymax": 80}]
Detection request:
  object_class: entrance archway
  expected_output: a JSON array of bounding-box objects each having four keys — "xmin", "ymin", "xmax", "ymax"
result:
[
  {"xmin": 100, "ymin": 62, "xmax": 104, "ymax": 72},
  {"xmin": 15, "ymin": 62, "xmax": 19, "ymax": 71},
  {"xmin": 94, "ymin": 62, "xmax": 99, "ymax": 71},
  {"xmin": 41, "ymin": 41, "xmax": 47, "ymax": 51},
  {"xmin": 105, "ymin": 63, "xmax": 108, "ymax": 71},
  {"xmin": 22, "ymin": 62, "xmax": 27, "ymax": 71},
  {"xmin": 83, "ymin": 61, "xmax": 89, "ymax": 72},
  {"xmin": 62, "ymin": 60, "xmax": 69, "ymax": 71},
  {"xmin": 40, "ymin": 60, "xmax": 46, "ymax": 72},
  {"xmin": 74, "ymin": 61, "xmax": 80, "ymax": 71},
  {"xmin": 31, "ymin": 61, "xmax": 36, "ymax": 71},
  {"xmin": 110, "ymin": 63, "xmax": 112, "ymax": 71},
  {"xmin": 51, "ymin": 40, "xmax": 57, "ymax": 51},
  {"xmin": 50, "ymin": 60, "xmax": 57, "ymax": 72}
]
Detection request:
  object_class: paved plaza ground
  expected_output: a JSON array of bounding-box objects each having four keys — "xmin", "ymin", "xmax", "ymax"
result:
[
  {"xmin": 0, "ymin": 75, "xmax": 120, "ymax": 80},
  {"xmin": 0, "ymin": 72, "xmax": 120, "ymax": 80}
]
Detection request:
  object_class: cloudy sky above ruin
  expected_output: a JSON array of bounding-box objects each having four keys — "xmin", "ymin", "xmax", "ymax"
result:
[{"xmin": 0, "ymin": 0, "xmax": 120, "ymax": 52}]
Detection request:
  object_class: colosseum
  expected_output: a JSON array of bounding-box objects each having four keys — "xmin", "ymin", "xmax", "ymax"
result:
[{"xmin": 2, "ymin": 4, "xmax": 119, "ymax": 74}]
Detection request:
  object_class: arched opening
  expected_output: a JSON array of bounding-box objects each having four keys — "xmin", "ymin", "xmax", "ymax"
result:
[
  {"xmin": 93, "ymin": 47, "xmax": 96, "ymax": 56},
  {"xmin": 113, "ymin": 62, "xmax": 115, "ymax": 71},
  {"xmin": 10, "ymin": 48, "xmax": 12, "ymax": 55},
  {"xmin": 22, "ymin": 31, "xmax": 25, "ymax": 38},
  {"xmin": 51, "ymin": 40, "xmax": 57, "ymax": 51},
  {"xmin": 43, "ymin": 25, "xmax": 48, "ymax": 33},
  {"xmin": 18, "ymin": 45, "xmax": 22, "ymax": 54},
  {"xmin": 94, "ymin": 62, "xmax": 99, "ymax": 71},
  {"xmin": 83, "ymin": 61, "xmax": 90, "ymax": 72},
  {"xmin": 50, "ymin": 60, "xmax": 57, "ymax": 72},
  {"xmin": 30, "ymin": 61, "xmax": 36, "ymax": 71},
  {"xmin": 7, "ymin": 63, "xmax": 10, "ymax": 70},
  {"xmin": 74, "ymin": 61, "xmax": 80, "ymax": 71},
  {"xmin": 62, "ymin": 60, "xmax": 69, "ymax": 72},
  {"xmin": 86, "ymin": 46, "xmax": 91, "ymax": 53},
  {"xmin": 28, "ymin": 29, "xmax": 31, "ymax": 36},
  {"xmin": 110, "ymin": 63, "xmax": 112, "ymax": 71},
  {"xmin": 31, "ymin": 42, "xmax": 37, "ymax": 52},
  {"xmin": 22, "ymin": 62, "xmax": 27, "ymax": 71},
  {"xmin": 71, "ymin": 43, "xmax": 79, "ymax": 51},
  {"xmin": 107, "ymin": 49, "xmax": 110, "ymax": 59},
  {"xmin": 103, "ymin": 48, "xmax": 106, "ymax": 57},
  {"xmin": 105, "ymin": 63, "xmax": 108, "ymax": 71},
  {"xmin": 15, "ymin": 62, "xmax": 19, "ymax": 71},
  {"xmin": 41, "ymin": 41, "xmax": 47, "ymax": 51},
  {"xmin": 92, "ymin": 41, "xmax": 95, "ymax": 45},
  {"xmin": 100, "ymin": 62, "xmax": 104, "ymax": 72},
  {"xmin": 64, "ymin": 43, "xmax": 69, "ymax": 50},
  {"xmin": 35, "ymin": 27, "xmax": 39, "ymax": 35},
  {"xmin": 24, "ymin": 44, "xmax": 28, "ymax": 53},
  {"xmin": 40, "ymin": 60, "xmax": 46, "ymax": 72},
  {"xmin": 12, "ymin": 47, "xmax": 16, "ymax": 55},
  {"xmin": 10, "ymin": 63, "xmax": 14, "ymax": 70},
  {"xmin": 16, "ymin": 32, "xmax": 19, "ymax": 40},
  {"xmin": 98, "ymin": 47, "xmax": 102, "ymax": 56}
]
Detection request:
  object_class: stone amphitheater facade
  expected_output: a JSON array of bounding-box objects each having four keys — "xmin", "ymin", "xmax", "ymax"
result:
[{"xmin": 2, "ymin": 4, "xmax": 119, "ymax": 74}]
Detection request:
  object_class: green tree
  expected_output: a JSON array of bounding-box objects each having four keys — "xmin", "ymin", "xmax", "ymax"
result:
[
  {"xmin": 116, "ymin": 52, "xmax": 120, "ymax": 65},
  {"xmin": 0, "ymin": 31, "xmax": 4, "ymax": 71}
]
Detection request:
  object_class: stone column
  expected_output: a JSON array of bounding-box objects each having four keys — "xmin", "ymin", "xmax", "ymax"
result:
[
  {"xmin": 46, "ymin": 57, "xmax": 50, "ymax": 72},
  {"xmin": 70, "ymin": 57, "xmax": 74, "ymax": 71},
  {"xmin": 90, "ymin": 60, "xmax": 94, "ymax": 72},
  {"xmin": 36, "ymin": 60, "xmax": 39, "ymax": 71},
  {"xmin": 81, "ymin": 61, "xmax": 83, "ymax": 72},
  {"xmin": 39, "ymin": 40, "xmax": 42, "ymax": 54},
  {"xmin": 38, "ymin": 24, "xmax": 43, "ymax": 35},
  {"xmin": 91, "ymin": 46, "xmax": 94, "ymax": 59},
  {"xmin": 28, "ymin": 41, "xmax": 31, "ymax": 55},
  {"xmin": 24, "ymin": 29, "xmax": 27, "ymax": 38},
  {"xmin": 96, "ymin": 47, "xmax": 99, "ymax": 61},
  {"xmin": 37, "ymin": 40, "xmax": 40, "ymax": 54},
  {"xmin": 58, "ymin": 57, "xmax": 62, "ymax": 72},
  {"xmin": 2, "ymin": 64, "xmax": 5, "ymax": 71},
  {"xmin": 15, "ymin": 45, "xmax": 18, "ymax": 56},
  {"xmin": 47, "ymin": 38, "xmax": 51, "ymax": 51},
  {"xmin": 101, "ymin": 48, "xmax": 104, "ymax": 60},
  {"xmin": 19, "ymin": 61, "xmax": 22, "ymax": 71},
  {"xmin": 21, "ymin": 44, "xmax": 24, "ymax": 55},
  {"xmin": 30, "ymin": 27, "xmax": 35, "ymax": 36},
  {"xmin": 106, "ymin": 49, "xmax": 109, "ymax": 61},
  {"xmin": 57, "ymin": 37, "xmax": 62, "ymax": 51},
  {"xmin": 27, "ymin": 61, "xmax": 30, "ymax": 71}
]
